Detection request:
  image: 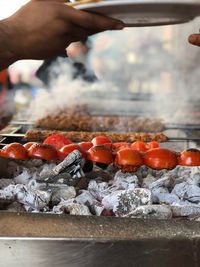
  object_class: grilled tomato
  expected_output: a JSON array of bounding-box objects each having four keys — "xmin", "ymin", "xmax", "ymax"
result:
[
  {"xmin": 144, "ymin": 147, "xmax": 177, "ymax": 170},
  {"xmin": 23, "ymin": 142, "xmax": 37, "ymax": 150},
  {"xmin": 178, "ymin": 149, "xmax": 200, "ymax": 166},
  {"xmin": 112, "ymin": 142, "xmax": 130, "ymax": 152},
  {"xmin": 131, "ymin": 141, "xmax": 147, "ymax": 153},
  {"xmin": 92, "ymin": 136, "xmax": 112, "ymax": 146},
  {"xmin": 28, "ymin": 143, "xmax": 58, "ymax": 161},
  {"xmin": 43, "ymin": 134, "xmax": 72, "ymax": 150},
  {"xmin": 147, "ymin": 141, "xmax": 159, "ymax": 150},
  {"xmin": 87, "ymin": 145, "xmax": 113, "ymax": 165},
  {"xmin": 0, "ymin": 143, "xmax": 28, "ymax": 160},
  {"xmin": 114, "ymin": 148, "xmax": 143, "ymax": 173},
  {"xmin": 58, "ymin": 144, "xmax": 86, "ymax": 161},
  {"xmin": 79, "ymin": 142, "xmax": 93, "ymax": 151}
]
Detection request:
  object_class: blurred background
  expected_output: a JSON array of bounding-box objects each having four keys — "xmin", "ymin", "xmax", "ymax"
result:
[{"xmin": 1, "ymin": 0, "xmax": 200, "ymax": 126}]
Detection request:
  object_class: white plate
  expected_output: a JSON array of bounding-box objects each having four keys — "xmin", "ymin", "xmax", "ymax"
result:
[{"xmin": 76, "ymin": 0, "xmax": 200, "ymax": 26}]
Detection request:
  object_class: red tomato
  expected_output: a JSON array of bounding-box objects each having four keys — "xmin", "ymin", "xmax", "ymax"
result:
[
  {"xmin": 178, "ymin": 149, "xmax": 200, "ymax": 166},
  {"xmin": 1, "ymin": 143, "xmax": 28, "ymax": 160},
  {"xmin": 43, "ymin": 135, "xmax": 72, "ymax": 150},
  {"xmin": 115, "ymin": 148, "xmax": 143, "ymax": 172},
  {"xmin": 112, "ymin": 142, "xmax": 130, "ymax": 152},
  {"xmin": 92, "ymin": 136, "xmax": 112, "ymax": 146},
  {"xmin": 58, "ymin": 144, "xmax": 86, "ymax": 161},
  {"xmin": 23, "ymin": 142, "xmax": 37, "ymax": 150},
  {"xmin": 28, "ymin": 143, "xmax": 58, "ymax": 161},
  {"xmin": 131, "ymin": 141, "xmax": 147, "ymax": 153},
  {"xmin": 147, "ymin": 141, "xmax": 159, "ymax": 150},
  {"xmin": 79, "ymin": 142, "xmax": 93, "ymax": 151},
  {"xmin": 144, "ymin": 148, "xmax": 177, "ymax": 170},
  {"xmin": 87, "ymin": 145, "xmax": 113, "ymax": 164}
]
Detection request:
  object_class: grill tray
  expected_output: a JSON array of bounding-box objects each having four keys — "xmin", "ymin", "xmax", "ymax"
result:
[{"xmin": 1, "ymin": 122, "xmax": 200, "ymax": 266}]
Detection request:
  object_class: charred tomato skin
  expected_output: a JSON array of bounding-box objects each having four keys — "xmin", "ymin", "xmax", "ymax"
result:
[
  {"xmin": 115, "ymin": 148, "xmax": 143, "ymax": 172},
  {"xmin": 112, "ymin": 142, "xmax": 130, "ymax": 152},
  {"xmin": 144, "ymin": 147, "xmax": 177, "ymax": 170},
  {"xmin": 78, "ymin": 142, "xmax": 93, "ymax": 151},
  {"xmin": 147, "ymin": 141, "xmax": 159, "ymax": 150},
  {"xmin": 58, "ymin": 144, "xmax": 86, "ymax": 161},
  {"xmin": 87, "ymin": 145, "xmax": 113, "ymax": 164},
  {"xmin": 28, "ymin": 143, "xmax": 58, "ymax": 161},
  {"xmin": 43, "ymin": 134, "xmax": 72, "ymax": 150},
  {"xmin": 23, "ymin": 142, "xmax": 37, "ymax": 150},
  {"xmin": 178, "ymin": 149, "xmax": 200, "ymax": 166},
  {"xmin": 131, "ymin": 141, "xmax": 147, "ymax": 153},
  {"xmin": 92, "ymin": 136, "xmax": 112, "ymax": 146},
  {"xmin": 1, "ymin": 143, "xmax": 29, "ymax": 160}
]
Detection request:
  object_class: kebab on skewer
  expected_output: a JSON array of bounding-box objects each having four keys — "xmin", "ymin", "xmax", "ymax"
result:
[
  {"xmin": 24, "ymin": 130, "xmax": 168, "ymax": 143},
  {"xmin": 35, "ymin": 115, "xmax": 165, "ymax": 132}
]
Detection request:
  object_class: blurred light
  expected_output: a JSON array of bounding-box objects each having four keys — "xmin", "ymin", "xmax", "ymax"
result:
[{"xmin": 0, "ymin": 0, "xmax": 29, "ymax": 19}]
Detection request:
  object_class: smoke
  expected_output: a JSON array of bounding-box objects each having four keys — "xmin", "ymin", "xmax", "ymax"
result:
[{"xmin": 28, "ymin": 17, "xmax": 200, "ymax": 123}]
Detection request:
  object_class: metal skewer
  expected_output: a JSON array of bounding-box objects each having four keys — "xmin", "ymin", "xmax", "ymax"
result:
[
  {"xmin": 0, "ymin": 133, "xmax": 200, "ymax": 143},
  {"xmin": 67, "ymin": 0, "xmax": 102, "ymax": 7}
]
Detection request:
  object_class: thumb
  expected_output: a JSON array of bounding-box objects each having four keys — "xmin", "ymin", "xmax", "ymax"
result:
[{"xmin": 188, "ymin": 34, "xmax": 200, "ymax": 46}]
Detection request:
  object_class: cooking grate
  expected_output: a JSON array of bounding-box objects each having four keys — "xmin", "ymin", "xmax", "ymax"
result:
[{"xmin": 1, "ymin": 121, "xmax": 200, "ymax": 151}]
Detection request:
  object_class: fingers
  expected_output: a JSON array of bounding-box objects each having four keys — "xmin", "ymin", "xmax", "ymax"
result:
[
  {"xmin": 61, "ymin": 5, "xmax": 124, "ymax": 31},
  {"xmin": 188, "ymin": 34, "xmax": 200, "ymax": 46}
]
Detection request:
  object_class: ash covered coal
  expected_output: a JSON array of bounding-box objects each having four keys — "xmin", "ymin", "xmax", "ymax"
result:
[{"xmin": 2, "ymin": 155, "xmax": 200, "ymax": 221}]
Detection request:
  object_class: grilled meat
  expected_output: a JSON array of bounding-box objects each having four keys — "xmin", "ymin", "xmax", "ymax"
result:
[
  {"xmin": 35, "ymin": 115, "xmax": 165, "ymax": 132},
  {"xmin": 24, "ymin": 130, "xmax": 168, "ymax": 143}
]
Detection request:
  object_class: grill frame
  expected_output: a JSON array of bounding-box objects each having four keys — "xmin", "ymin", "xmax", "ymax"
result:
[{"xmin": 1, "ymin": 122, "xmax": 200, "ymax": 266}]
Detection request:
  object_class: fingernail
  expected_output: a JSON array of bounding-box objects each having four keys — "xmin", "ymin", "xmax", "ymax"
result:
[{"xmin": 114, "ymin": 23, "xmax": 124, "ymax": 30}]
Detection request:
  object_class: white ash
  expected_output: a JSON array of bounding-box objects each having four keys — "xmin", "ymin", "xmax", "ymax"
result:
[
  {"xmin": 51, "ymin": 186, "xmax": 76, "ymax": 205},
  {"xmin": 172, "ymin": 183, "xmax": 200, "ymax": 204},
  {"xmin": 124, "ymin": 205, "xmax": 172, "ymax": 220},
  {"xmin": 102, "ymin": 188, "xmax": 152, "ymax": 217},
  {"xmin": 3, "ymin": 159, "xmax": 200, "ymax": 220},
  {"xmin": 53, "ymin": 201, "xmax": 91, "ymax": 216},
  {"xmin": 16, "ymin": 185, "xmax": 51, "ymax": 212},
  {"xmin": 76, "ymin": 190, "xmax": 99, "ymax": 206},
  {"xmin": 113, "ymin": 170, "xmax": 139, "ymax": 190},
  {"xmin": 93, "ymin": 204, "xmax": 105, "ymax": 216}
]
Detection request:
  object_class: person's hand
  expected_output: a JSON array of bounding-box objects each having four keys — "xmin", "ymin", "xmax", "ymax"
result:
[
  {"xmin": 188, "ymin": 33, "xmax": 200, "ymax": 47},
  {"xmin": 0, "ymin": 0, "xmax": 124, "ymax": 67}
]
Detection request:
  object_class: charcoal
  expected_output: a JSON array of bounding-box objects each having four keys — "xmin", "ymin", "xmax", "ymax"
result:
[
  {"xmin": 152, "ymin": 188, "xmax": 181, "ymax": 205},
  {"xmin": 51, "ymin": 186, "xmax": 76, "ymax": 205},
  {"xmin": 124, "ymin": 205, "xmax": 172, "ymax": 220},
  {"xmin": 76, "ymin": 190, "xmax": 98, "ymax": 206},
  {"xmin": 16, "ymin": 186, "xmax": 51, "ymax": 212},
  {"xmin": 172, "ymin": 205, "xmax": 200, "ymax": 217},
  {"xmin": 142, "ymin": 174, "xmax": 156, "ymax": 189},
  {"xmin": 0, "ymin": 179, "xmax": 13, "ymax": 189},
  {"xmin": 14, "ymin": 169, "xmax": 34, "ymax": 185},
  {"xmin": 85, "ymin": 165, "xmax": 112, "ymax": 182},
  {"xmin": 172, "ymin": 182, "xmax": 200, "ymax": 203},
  {"xmin": 149, "ymin": 174, "xmax": 174, "ymax": 190},
  {"xmin": 53, "ymin": 201, "xmax": 91, "ymax": 215},
  {"xmin": 187, "ymin": 167, "xmax": 200, "ymax": 185},
  {"xmin": 88, "ymin": 180, "xmax": 110, "ymax": 201},
  {"xmin": 102, "ymin": 188, "xmax": 152, "ymax": 217},
  {"xmin": 93, "ymin": 205, "xmax": 105, "ymax": 216},
  {"xmin": 38, "ymin": 150, "xmax": 85, "ymax": 186},
  {"xmin": 0, "ymin": 184, "xmax": 24, "ymax": 200},
  {"xmin": 114, "ymin": 170, "xmax": 139, "ymax": 190},
  {"xmin": 6, "ymin": 202, "xmax": 25, "ymax": 212},
  {"xmin": 0, "ymin": 199, "xmax": 14, "ymax": 210}
]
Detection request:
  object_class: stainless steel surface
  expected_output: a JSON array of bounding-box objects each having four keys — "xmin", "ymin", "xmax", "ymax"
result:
[
  {"xmin": 77, "ymin": 0, "xmax": 200, "ymax": 26},
  {"xmin": 0, "ymin": 213, "xmax": 200, "ymax": 267}
]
